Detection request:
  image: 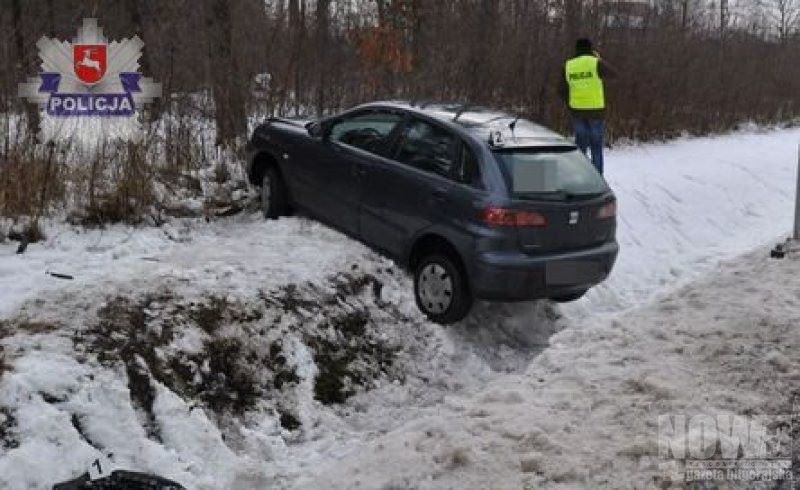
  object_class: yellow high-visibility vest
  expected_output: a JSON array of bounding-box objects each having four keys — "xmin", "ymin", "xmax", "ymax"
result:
[{"xmin": 565, "ymin": 55, "xmax": 605, "ymax": 110}]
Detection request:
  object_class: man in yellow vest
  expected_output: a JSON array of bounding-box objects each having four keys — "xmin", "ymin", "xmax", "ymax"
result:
[{"xmin": 561, "ymin": 38, "xmax": 617, "ymax": 174}]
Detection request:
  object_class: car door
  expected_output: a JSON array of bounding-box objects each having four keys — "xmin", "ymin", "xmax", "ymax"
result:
[
  {"xmin": 360, "ymin": 117, "xmax": 461, "ymax": 258},
  {"xmin": 296, "ymin": 110, "xmax": 404, "ymax": 235}
]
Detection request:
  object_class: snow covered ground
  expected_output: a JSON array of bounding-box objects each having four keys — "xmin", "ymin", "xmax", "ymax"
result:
[
  {"xmin": 0, "ymin": 127, "xmax": 798, "ymax": 488},
  {"xmin": 299, "ymin": 245, "xmax": 800, "ymax": 489},
  {"xmin": 570, "ymin": 126, "xmax": 800, "ymax": 316}
]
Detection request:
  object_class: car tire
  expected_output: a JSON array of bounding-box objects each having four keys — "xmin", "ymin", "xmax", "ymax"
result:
[
  {"xmin": 549, "ymin": 290, "xmax": 588, "ymax": 303},
  {"xmin": 261, "ymin": 166, "xmax": 289, "ymax": 220},
  {"xmin": 414, "ymin": 253, "xmax": 473, "ymax": 324}
]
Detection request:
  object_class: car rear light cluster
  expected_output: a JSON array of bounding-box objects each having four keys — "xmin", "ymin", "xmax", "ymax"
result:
[
  {"xmin": 597, "ymin": 200, "xmax": 617, "ymax": 219},
  {"xmin": 481, "ymin": 207, "xmax": 547, "ymax": 227}
]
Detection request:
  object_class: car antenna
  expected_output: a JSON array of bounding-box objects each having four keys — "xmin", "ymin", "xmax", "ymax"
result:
[
  {"xmin": 509, "ymin": 115, "xmax": 520, "ymax": 138},
  {"xmin": 453, "ymin": 104, "xmax": 471, "ymax": 122}
]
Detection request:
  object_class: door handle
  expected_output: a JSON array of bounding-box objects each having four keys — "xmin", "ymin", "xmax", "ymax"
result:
[{"xmin": 352, "ymin": 165, "xmax": 368, "ymax": 177}]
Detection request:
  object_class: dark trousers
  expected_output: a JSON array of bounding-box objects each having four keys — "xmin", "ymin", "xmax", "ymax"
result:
[{"xmin": 572, "ymin": 118, "xmax": 605, "ymax": 174}]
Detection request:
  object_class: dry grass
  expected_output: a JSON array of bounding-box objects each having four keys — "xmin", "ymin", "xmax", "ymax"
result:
[
  {"xmin": 0, "ymin": 146, "xmax": 65, "ymax": 220},
  {"xmin": 0, "ymin": 129, "xmax": 217, "ymax": 226},
  {"xmin": 0, "ymin": 106, "xmax": 252, "ymax": 227}
]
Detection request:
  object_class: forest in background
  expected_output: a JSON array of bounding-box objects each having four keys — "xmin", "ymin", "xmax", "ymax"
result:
[
  {"xmin": 0, "ymin": 0, "xmax": 799, "ymax": 224},
  {"xmin": 2, "ymin": 0, "xmax": 800, "ymax": 143}
]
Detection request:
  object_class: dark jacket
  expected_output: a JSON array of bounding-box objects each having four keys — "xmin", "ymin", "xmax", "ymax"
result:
[{"xmin": 560, "ymin": 50, "xmax": 617, "ymax": 120}]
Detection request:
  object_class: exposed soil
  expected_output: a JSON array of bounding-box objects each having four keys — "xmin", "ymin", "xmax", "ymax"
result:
[
  {"xmin": 0, "ymin": 407, "xmax": 17, "ymax": 451},
  {"xmin": 66, "ymin": 270, "xmax": 409, "ymax": 438}
]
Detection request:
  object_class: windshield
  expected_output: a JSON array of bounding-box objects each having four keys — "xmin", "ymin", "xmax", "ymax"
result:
[{"xmin": 493, "ymin": 147, "xmax": 608, "ymax": 199}]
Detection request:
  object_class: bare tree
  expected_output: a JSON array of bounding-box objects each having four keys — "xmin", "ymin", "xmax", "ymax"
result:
[
  {"xmin": 203, "ymin": 0, "xmax": 247, "ymax": 147},
  {"xmin": 0, "ymin": 0, "xmax": 799, "ymax": 150},
  {"xmin": 11, "ymin": 0, "xmax": 40, "ymax": 140},
  {"xmin": 760, "ymin": 0, "xmax": 800, "ymax": 41},
  {"xmin": 315, "ymin": 0, "xmax": 331, "ymax": 116}
]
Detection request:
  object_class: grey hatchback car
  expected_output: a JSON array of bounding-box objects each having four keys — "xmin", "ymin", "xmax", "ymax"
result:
[{"xmin": 246, "ymin": 101, "xmax": 618, "ymax": 324}]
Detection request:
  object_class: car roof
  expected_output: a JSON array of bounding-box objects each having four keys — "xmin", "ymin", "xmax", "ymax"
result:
[{"xmin": 355, "ymin": 100, "xmax": 573, "ymax": 149}]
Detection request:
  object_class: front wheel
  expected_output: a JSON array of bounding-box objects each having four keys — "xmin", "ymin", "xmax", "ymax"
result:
[
  {"xmin": 261, "ymin": 166, "xmax": 289, "ymax": 220},
  {"xmin": 414, "ymin": 254, "xmax": 473, "ymax": 324}
]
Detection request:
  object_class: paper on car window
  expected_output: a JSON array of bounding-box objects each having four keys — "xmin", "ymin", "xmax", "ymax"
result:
[{"xmin": 512, "ymin": 156, "xmax": 559, "ymax": 193}]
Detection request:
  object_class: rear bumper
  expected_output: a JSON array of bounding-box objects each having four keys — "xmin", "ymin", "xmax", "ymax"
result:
[{"xmin": 471, "ymin": 240, "xmax": 619, "ymax": 301}]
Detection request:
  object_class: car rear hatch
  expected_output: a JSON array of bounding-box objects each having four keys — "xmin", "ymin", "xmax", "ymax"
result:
[{"xmin": 492, "ymin": 146, "xmax": 616, "ymax": 254}]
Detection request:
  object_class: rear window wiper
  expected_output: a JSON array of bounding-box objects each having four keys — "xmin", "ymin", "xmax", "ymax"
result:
[
  {"xmin": 514, "ymin": 190, "xmax": 606, "ymax": 201},
  {"xmin": 513, "ymin": 190, "xmax": 569, "ymax": 201},
  {"xmin": 563, "ymin": 190, "xmax": 606, "ymax": 200}
]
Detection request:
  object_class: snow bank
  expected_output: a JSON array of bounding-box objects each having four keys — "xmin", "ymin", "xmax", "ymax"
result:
[
  {"xmin": 0, "ymin": 127, "xmax": 799, "ymax": 488},
  {"xmin": 0, "ymin": 219, "xmax": 413, "ymax": 487},
  {"xmin": 299, "ymin": 247, "xmax": 800, "ymax": 488},
  {"xmin": 574, "ymin": 128, "xmax": 800, "ymax": 316},
  {"xmin": 0, "ymin": 219, "xmax": 546, "ymax": 488}
]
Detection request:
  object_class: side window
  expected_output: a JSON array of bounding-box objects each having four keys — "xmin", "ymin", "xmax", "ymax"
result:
[
  {"xmin": 394, "ymin": 119, "xmax": 458, "ymax": 178},
  {"xmin": 328, "ymin": 111, "xmax": 403, "ymax": 155},
  {"xmin": 456, "ymin": 144, "xmax": 482, "ymax": 188}
]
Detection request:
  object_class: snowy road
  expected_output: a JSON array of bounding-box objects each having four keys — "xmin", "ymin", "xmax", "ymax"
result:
[{"xmin": 0, "ymin": 127, "xmax": 799, "ymax": 488}]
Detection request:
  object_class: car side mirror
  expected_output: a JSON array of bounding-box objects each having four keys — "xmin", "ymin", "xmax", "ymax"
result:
[{"xmin": 306, "ymin": 121, "xmax": 323, "ymax": 139}]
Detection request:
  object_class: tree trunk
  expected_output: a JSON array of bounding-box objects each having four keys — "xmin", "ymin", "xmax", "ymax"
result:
[
  {"xmin": 12, "ymin": 0, "xmax": 40, "ymax": 142},
  {"xmin": 315, "ymin": 0, "xmax": 331, "ymax": 116},
  {"xmin": 288, "ymin": 0, "xmax": 304, "ymax": 115},
  {"xmin": 204, "ymin": 0, "xmax": 247, "ymax": 147},
  {"xmin": 125, "ymin": 0, "xmax": 163, "ymax": 119},
  {"xmin": 564, "ymin": 0, "xmax": 583, "ymax": 44}
]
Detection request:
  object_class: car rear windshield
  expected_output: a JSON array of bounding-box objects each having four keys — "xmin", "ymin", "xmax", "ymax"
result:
[{"xmin": 493, "ymin": 147, "xmax": 608, "ymax": 199}]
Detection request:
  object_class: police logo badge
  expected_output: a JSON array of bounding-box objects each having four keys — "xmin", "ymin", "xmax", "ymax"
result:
[{"xmin": 18, "ymin": 18, "xmax": 161, "ymax": 141}]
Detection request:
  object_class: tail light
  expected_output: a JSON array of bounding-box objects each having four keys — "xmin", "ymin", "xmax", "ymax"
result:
[
  {"xmin": 481, "ymin": 207, "xmax": 547, "ymax": 227},
  {"xmin": 597, "ymin": 200, "xmax": 617, "ymax": 219}
]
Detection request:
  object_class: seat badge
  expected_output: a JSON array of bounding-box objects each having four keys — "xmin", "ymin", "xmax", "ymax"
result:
[{"xmin": 569, "ymin": 211, "xmax": 579, "ymax": 225}]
